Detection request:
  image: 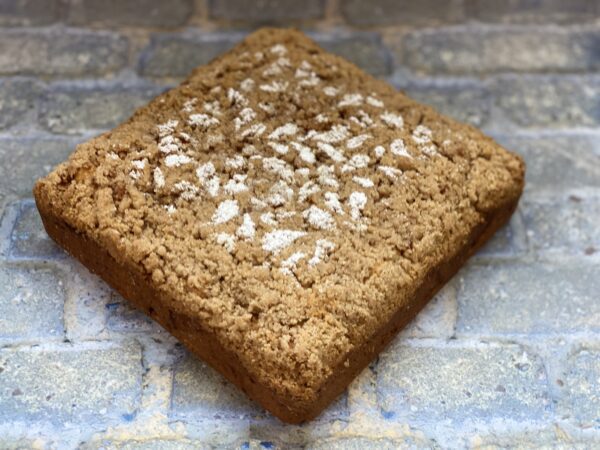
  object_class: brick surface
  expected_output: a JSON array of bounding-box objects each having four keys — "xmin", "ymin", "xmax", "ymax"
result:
[
  {"xmin": 0, "ymin": 137, "xmax": 81, "ymax": 201},
  {"xmin": 40, "ymin": 83, "xmax": 164, "ymax": 134},
  {"xmin": 402, "ymin": 27, "xmax": 599, "ymax": 75},
  {"xmin": 209, "ymin": 0, "xmax": 324, "ymax": 23},
  {"xmin": 66, "ymin": 0, "xmax": 193, "ymax": 28},
  {"xmin": 106, "ymin": 298, "xmax": 163, "ymax": 333},
  {"xmin": 475, "ymin": 212, "xmax": 527, "ymax": 257},
  {"xmin": 457, "ymin": 261, "xmax": 600, "ymax": 335},
  {"xmin": 139, "ymin": 33, "xmax": 239, "ymax": 78},
  {"xmin": 494, "ymin": 75, "xmax": 600, "ymax": 128},
  {"xmin": 82, "ymin": 439, "xmax": 211, "ymax": 450},
  {"xmin": 399, "ymin": 80, "xmax": 491, "ymax": 127},
  {"xmin": 400, "ymin": 283, "xmax": 457, "ymax": 339},
  {"xmin": 172, "ymin": 354, "xmax": 261, "ymax": 418},
  {"xmin": 0, "ymin": 29, "xmax": 128, "ymax": 76},
  {"xmin": 313, "ymin": 33, "xmax": 392, "ymax": 77},
  {"xmin": 8, "ymin": 200, "xmax": 62, "ymax": 259},
  {"xmin": 0, "ymin": 342, "xmax": 141, "ymax": 423},
  {"xmin": 0, "ymin": 78, "xmax": 42, "ymax": 130},
  {"xmin": 495, "ymin": 135, "xmax": 600, "ymax": 193},
  {"xmin": 341, "ymin": 0, "xmax": 465, "ymax": 26},
  {"xmin": 0, "ymin": 264, "xmax": 64, "ymax": 339},
  {"xmin": 522, "ymin": 196, "xmax": 600, "ymax": 255},
  {"xmin": 377, "ymin": 342, "xmax": 550, "ymax": 422},
  {"xmin": 0, "ymin": 0, "xmax": 61, "ymax": 26},
  {"xmin": 306, "ymin": 436, "xmax": 428, "ymax": 449},
  {"xmin": 466, "ymin": 0, "xmax": 600, "ymax": 23},
  {"xmin": 560, "ymin": 348, "xmax": 600, "ymax": 426}
]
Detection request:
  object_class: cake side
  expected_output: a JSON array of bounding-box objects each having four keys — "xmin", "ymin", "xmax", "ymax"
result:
[{"xmin": 34, "ymin": 28, "xmax": 525, "ymax": 416}]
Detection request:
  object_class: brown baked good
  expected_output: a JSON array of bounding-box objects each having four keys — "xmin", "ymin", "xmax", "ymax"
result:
[{"xmin": 34, "ymin": 28, "xmax": 525, "ymax": 423}]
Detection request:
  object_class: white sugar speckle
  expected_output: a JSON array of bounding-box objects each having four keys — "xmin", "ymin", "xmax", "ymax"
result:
[
  {"xmin": 295, "ymin": 167, "xmax": 310, "ymax": 177},
  {"xmin": 174, "ymin": 181, "xmax": 199, "ymax": 200},
  {"xmin": 157, "ymin": 120, "xmax": 178, "ymax": 137},
  {"xmin": 349, "ymin": 154, "xmax": 370, "ymax": 168},
  {"xmin": 269, "ymin": 123, "xmax": 298, "ymax": 140},
  {"xmin": 262, "ymin": 229, "xmax": 306, "ymax": 254},
  {"xmin": 298, "ymin": 181, "xmax": 320, "ymax": 202},
  {"xmin": 315, "ymin": 113, "xmax": 329, "ymax": 123},
  {"xmin": 379, "ymin": 165, "xmax": 402, "ymax": 180},
  {"xmin": 267, "ymin": 180, "xmax": 294, "ymax": 206},
  {"xmin": 303, "ymin": 205, "xmax": 335, "ymax": 230},
  {"xmin": 165, "ymin": 154, "xmax": 192, "ymax": 167},
  {"xmin": 374, "ymin": 145, "xmax": 385, "ymax": 158},
  {"xmin": 270, "ymin": 44, "xmax": 287, "ymax": 55},
  {"xmin": 280, "ymin": 251, "xmax": 306, "ymax": 275},
  {"xmin": 323, "ymin": 86, "xmax": 339, "ymax": 96},
  {"xmin": 131, "ymin": 159, "xmax": 146, "ymax": 170},
  {"xmin": 188, "ymin": 114, "xmax": 219, "ymax": 128},
  {"xmin": 268, "ymin": 142, "xmax": 289, "ymax": 155},
  {"xmin": 182, "ymin": 99, "xmax": 197, "ymax": 113},
  {"xmin": 240, "ymin": 123, "xmax": 266, "ymax": 138},
  {"xmin": 366, "ymin": 96, "xmax": 384, "ymax": 108},
  {"xmin": 308, "ymin": 239, "xmax": 335, "ymax": 266},
  {"xmin": 225, "ymin": 155, "xmax": 246, "ymax": 169},
  {"xmin": 260, "ymin": 212, "xmax": 277, "ymax": 226},
  {"xmin": 216, "ymin": 232, "xmax": 236, "ymax": 253},
  {"xmin": 203, "ymin": 100, "xmax": 221, "ymax": 115},
  {"xmin": 129, "ymin": 170, "xmax": 140, "ymax": 180},
  {"xmin": 380, "ymin": 112, "xmax": 404, "ymax": 129},
  {"xmin": 311, "ymin": 124, "xmax": 350, "ymax": 144},
  {"xmin": 346, "ymin": 134, "xmax": 371, "ymax": 150},
  {"xmin": 164, "ymin": 204, "xmax": 176, "ymax": 214},
  {"xmin": 353, "ymin": 176, "xmax": 374, "ymax": 188},
  {"xmin": 212, "ymin": 199, "xmax": 239, "ymax": 225},
  {"xmin": 153, "ymin": 167, "xmax": 165, "ymax": 189},
  {"xmin": 260, "ymin": 81, "xmax": 288, "ymax": 93},
  {"xmin": 263, "ymin": 157, "xmax": 294, "ymax": 182},
  {"xmin": 317, "ymin": 142, "xmax": 346, "ymax": 163},
  {"xmin": 324, "ymin": 192, "xmax": 344, "ymax": 215},
  {"xmin": 317, "ymin": 165, "xmax": 339, "ymax": 188},
  {"xmin": 107, "ymin": 152, "xmax": 119, "ymax": 160},
  {"xmin": 391, "ymin": 138, "xmax": 412, "ymax": 158},
  {"xmin": 196, "ymin": 162, "xmax": 220, "ymax": 197},
  {"xmin": 240, "ymin": 78, "xmax": 255, "ymax": 92},
  {"xmin": 224, "ymin": 174, "xmax": 248, "ymax": 194},
  {"xmin": 348, "ymin": 191, "xmax": 367, "ymax": 221},
  {"xmin": 236, "ymin": 213, "xmax": 255, "ymax": 240},
  {"xmin": 234, "ymin": 108, "xmax": 256, "ymax": 130},
  {"xmin": 227, "ymin": 88, "xmax": 248, "ymax": 106},
  {"xmin": 291, "ymin": 142, "xmax": 316, "ymax": 164},
  {"xmin": 338, "ymin": 93, "xmax": 363, "ymax": 108},
  {"xmin": 258, "ymin": 102, "xmax": 275, "ymax": 114},
  {"xmin": 158, "ymin": 135, "xmax": 179, "ymax": 154}
]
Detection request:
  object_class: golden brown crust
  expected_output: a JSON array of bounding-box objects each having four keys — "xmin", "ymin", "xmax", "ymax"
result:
[{"xmin": 34, "ymin": 28, "xmax": 525, "ymax": 420}]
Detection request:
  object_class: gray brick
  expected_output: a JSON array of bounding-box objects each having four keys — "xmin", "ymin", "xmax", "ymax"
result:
[
  {"xmin": 313, "ymin": 33, "xmax": 392, "ymax": 77},
  {"xmin": 0, "ymin": 78, "xmax": 42, "ymax": 130},
  {"xmin": 400, "ymin": 283, "xmax": 457, "ymax": 339},
  {"xmin": 398, "ymin": 80, "xmax": 491, "ymax": 127},
  {"xmin": 0, "ymin": 264, "xmax": 64, "ymax": 339},
  {"xmin": 475, "ymin": 212, "xmax": 526, "ymax": 257},
  {"xmin": 0, "ymin": 137, "xmax": 80, "ymax": 200},
  {"xmin": 522, "ymin": 196, "xmax": 600, "ymax": 255},
  {"xmin": 306, "ymin": 436, "xmax": 429, "ymax": 449},
  {"xmin": 402, "ymin": 28, "xmax": 599, "ymax": 75},
  {"xmin": 560, "ymin": 348, "xmax": 600, "ymax": 426},
  {"xmin": 341, "ymin": 0, "xmax": 465, "ymax": 26},
  {"xmin": 172, "ymin": 353, "xmax": 261, "ymax": 418},
  {"xmin": 495, "ymin": 135, "xmax": 600, "ymax": 193},
  {"xmin": 377, "ymin": 343, "xmax": 550, "ymax": 422},
  {"xmin": 82, "ymin": 439, "xmax": 210, "ymax": 450},
  {"xmin": 494, "ymin": 76, "xmax": 600, "ymax": 128},
  {"xmin": 139, "ymin": 33, "xmax": 239, "ymax": 79},
  {"xmin": 0, "ymin": 29, "xmax": 128, "ymax": 77},
  {"xmin": 209, "ymin": 0, "xmax": 324, "ymax": 23},
  {"xmin": 9, "ymin": 200, "xmax": 61, "ymax": 260},
  {"xmin": 106, "ymin": 298, "xmax": 163, "ymax": 334},
  {"xmin": 0, "ymin": 0, "xmax": 61, "ymax": 26},
  {"xmin": 66, "ymin": 0, "xmax": 193, "ymax": 28},
  {"xmin": 40, "ymin": 83, "xmax": 164, "ymax": 134},
  {"xmin": 0, "ymin": 439, "xmax": 46, "ymax": 450},
  {"xmin": 466, "ymin": 0, "xmax": 600, "ymax": 24},
  {"xmin": 0, "ymin": 342, "xmax": 141, "ymax": 423},
  {"xmin": 457, "ymin": 261, "xmax": 600, "ymax": 335}
]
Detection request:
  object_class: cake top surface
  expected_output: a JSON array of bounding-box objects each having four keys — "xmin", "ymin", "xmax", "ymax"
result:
[{"xmin": 36, "ymin": 28, "xmax": 524, "ymax": 404}]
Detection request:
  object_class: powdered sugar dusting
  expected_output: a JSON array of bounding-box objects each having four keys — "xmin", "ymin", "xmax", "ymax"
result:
[
  {"xmin": 262, "ymin": 230, "xmax": 307, "ymax": 254},
  {"xmin": 212, "ymin": 199, "xmax": 239, "ymax": 225}
]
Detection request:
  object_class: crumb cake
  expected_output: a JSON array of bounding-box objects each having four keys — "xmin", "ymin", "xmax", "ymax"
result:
[{"xmin": 34, "ymin": 28, "xmax": 525, "ymax": 423}]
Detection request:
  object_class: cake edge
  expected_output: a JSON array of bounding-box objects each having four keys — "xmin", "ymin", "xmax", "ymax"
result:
[{"xmin": 33, "ymin": 174, "xmax": 523, "ymax": 423}]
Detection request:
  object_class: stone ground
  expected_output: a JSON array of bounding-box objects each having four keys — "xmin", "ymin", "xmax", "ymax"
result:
[{"xmin": 0, "ymin": 1, "xmax": 599, "ymax": 448}]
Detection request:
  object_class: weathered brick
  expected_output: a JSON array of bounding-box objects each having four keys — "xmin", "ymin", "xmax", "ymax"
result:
[
  {"xmin": 40, "ymin": 83, "xmax": 164, "ymax": 134},
  {"xmin": 0, "ymin": 342, "xmax": 141, "ymax": 423},
  {"xmin": 0, "ymin": 78, "xmax": 42, "ymax": 130},
  {"xmin": 313, "ymin": 33, "xmax": 392, "ymax": 77},
  {"xmin": 398, "ymin": 80, "xmax": 491, "ymax": 127},
  {"xmin": 172, "ymin": 353, "xmax": 261, "ymax": 418},
  {"xmin": 495, "ymin": 135, "xmax": 600, "ymax": 193},
  {"xmin": 106, "ymin": 298, "xmax": 163, "ymax": 333},
  {"xmin": 560, "ymin": 348, "xmax": 600, "ymax": 426},
  {"xmin": 82, "ymin": 439, "xmax": 211, "ymax": 450},
  {"xmin": 475, "ymin": 212, "xmax": 527, "ymax": 257},
  {"xmin": 209, "ymin": 0, "xmax": 324, "ymax": 23},
  {"xmin": 466, "ymin": 0, "xmax": 600, "ymax": 23},
  {"xmin": 377, "ymin": 342, "xmax": 550, "ymax": 421},
  {"xmin": 306, "ymin": 436, "xmax": 428, "ymax": 449},
  {"xmin": 139, "ymin": 33, "xmax": 239, "ymax": 78},
  {"xmin": 0, "ymin": 439, "xmax": 46, "ymax": 450},
  {"xmin": 400, "ymin": 283, "xmax": 457, "ymax": 339},
  {"xmin": 66, "ymin": 0, "xmax": 193, "ymax": 28},
  {"xmin": 494, "ymin": 76, "xmax": 600, "ymax": 128},
  {"xmin": 402, "ymin": 28, "xmax": 599, "ymax": 75},
  {"xmin": 0, "ymin": 264, "xmax": 64, "ymax": 339},
  {"xmin": 522, "ymin": 196, "xmax": 600, "ymax": 255},
  {"xmin": 341, "ymin": 0, "xmax": 465, "ymax": 26},
  {"xmin": 0, "ymin": 29, "xmax": 128, "ymax": 76},
  {"xmin": 0, "ymin": 0, "xmax": 61, "ymax": 26},
  {"xmin": 8, "ymin": 200, "xmax": 61, "ymax": 259},
  {"xmin": 0, "ymin": 137, "xmax": 81, "ymax": 200},
  {"xmin": 457, "ymin": 261, "xmax": 600, "ymax": 335}
]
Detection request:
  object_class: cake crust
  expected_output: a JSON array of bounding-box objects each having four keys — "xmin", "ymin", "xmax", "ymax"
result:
[{"xmin": 34, "ymin": 28, "xmax": 525, "ymax": 423}]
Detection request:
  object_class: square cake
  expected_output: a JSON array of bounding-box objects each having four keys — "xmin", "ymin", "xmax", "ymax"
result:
[{"xmin": 34, "ymin": 28, "xmax": 525, "ymax": 423}]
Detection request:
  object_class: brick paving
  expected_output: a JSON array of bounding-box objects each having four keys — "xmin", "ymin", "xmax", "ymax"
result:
[{"xmin": 0, "ymin": 1, "xmax": 598, "ymax": 448}]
